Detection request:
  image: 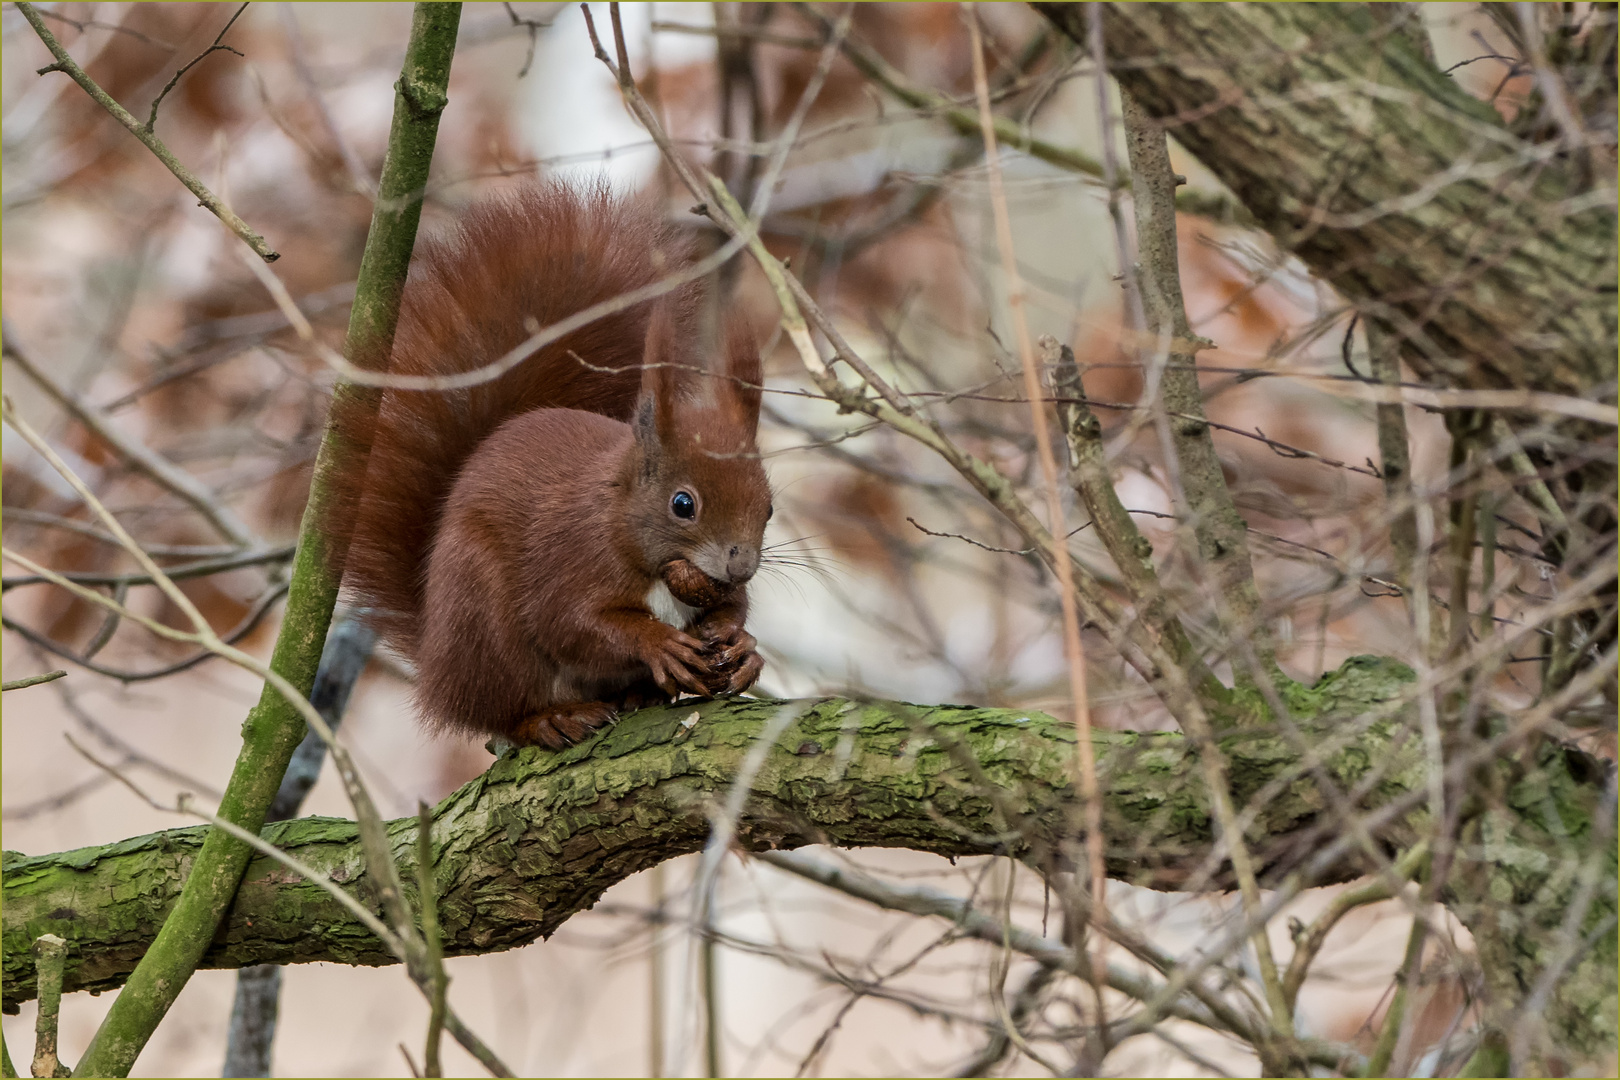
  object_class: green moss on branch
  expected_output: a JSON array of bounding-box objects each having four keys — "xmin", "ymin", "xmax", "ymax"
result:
[{"xmin": 6, "ymin": 666, "xmax": 1611, "ymax": 1057}]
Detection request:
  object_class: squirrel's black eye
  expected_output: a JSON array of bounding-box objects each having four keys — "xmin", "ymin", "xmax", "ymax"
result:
[
  {"xmin": 766, "ymin": 503, "xmax": 774, "ymax": 521},
  {"xmin": 671, "ymin": 490, "xmax": 696, "ymax": 519}
]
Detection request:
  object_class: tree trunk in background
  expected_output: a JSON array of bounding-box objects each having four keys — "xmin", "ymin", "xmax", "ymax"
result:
[{"xmin": 1037, "ymin": 2, "xmax": 1616, "ymax": 529}]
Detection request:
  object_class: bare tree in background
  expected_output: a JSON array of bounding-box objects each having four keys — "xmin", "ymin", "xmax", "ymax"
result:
[{"xmin": 2, "ymin": 3, "xmax": 1614, "ymax": 1077}]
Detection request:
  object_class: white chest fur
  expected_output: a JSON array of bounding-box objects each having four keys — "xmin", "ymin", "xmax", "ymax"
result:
[{"xmin": 645, "ymin": 579, "xmax": 698, "ymax": 629}]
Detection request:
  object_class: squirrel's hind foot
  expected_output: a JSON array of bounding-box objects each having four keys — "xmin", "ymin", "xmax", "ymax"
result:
[{"xmin": 512, "ymin": 701, "xmax": 619, "ymax": 749}]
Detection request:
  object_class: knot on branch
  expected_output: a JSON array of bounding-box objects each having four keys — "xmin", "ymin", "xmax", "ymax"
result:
[{"xmin": 396, "ymin": 75, "xmax": 450, "ymax": 117}]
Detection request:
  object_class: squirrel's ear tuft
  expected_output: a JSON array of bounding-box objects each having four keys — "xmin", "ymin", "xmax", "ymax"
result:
[
  {"xmin": 636, "ymin": 302, "xmax": 683, "ymax": 446},
  {"xmin": 720, "ymin": 321, "xmax": 762, "ymax": 435},
  {"xmin": 633, "ymin": 394, "xmax": 658, "ymax": 456}
]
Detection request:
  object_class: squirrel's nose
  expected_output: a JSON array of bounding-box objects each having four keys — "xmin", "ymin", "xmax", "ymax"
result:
[{"xmin": 726, "ymin": 544, "xmax": 759, "ymax": 583}]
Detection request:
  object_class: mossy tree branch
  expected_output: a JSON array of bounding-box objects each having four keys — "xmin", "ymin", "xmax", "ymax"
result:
[
  {"xmin": 5, "ymin": 675, "xmax": 1613, "ymax": 1057},
  {"xmin": 8, "ymin": 690, "xmax": 1400, "ymax": 991},
  {"xmin": 65, "ymin": 6, "xmax": 463, "ymax": 1076},
  {"xmin": 1366, "ymin": 320, "xmax": 1420, "ymax": 589}
]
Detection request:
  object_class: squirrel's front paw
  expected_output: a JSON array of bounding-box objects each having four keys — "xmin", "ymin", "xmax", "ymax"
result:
[
  {"xmin": 636, "ymin": 627, "xmax": 715, "ymax": 697},
  {"xmin": 513, "ymin": 701, "xmax": 618, "ymax": 749},
  {"xmin": 701, "ymin": 627, "xmax": 764, "ymax": 695}
]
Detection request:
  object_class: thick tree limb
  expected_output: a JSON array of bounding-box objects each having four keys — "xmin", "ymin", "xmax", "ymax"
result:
[
  {"xmin": 5, "ymin": 676, "xmax": 1612, "ymax": 1054},
  {"xmin": 7, "ymin": 689, "xmax": 1380, "ymax": 996}
]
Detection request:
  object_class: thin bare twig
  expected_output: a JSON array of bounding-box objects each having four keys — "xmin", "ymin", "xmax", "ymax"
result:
[
  {"xmin": 1118, "ymin": 81, "xmax": 1272, "ymax": 675},
  {"xmin": 416, "ymin": 800, "xmax": 449, "ymax": 1077},
  {"xmin": 756, "ymin": 849, "xmax": 1368, "ymax": 1070},
  {"xmin": 1, "ymin": 670, "xmax": 66, "ymax": 692},
  {"xmin": 50, "ymin": 657, "xmax": 227, "ymax": 802},
  {"xmin": 1334, "ymin": 380, "xmax": 1617, "ymax": 426},
  {"xmin": 652, "ymin": 19, "xmax": 821, "ymax": 50},
  {"xmin": 1511, "ymin": 3, "xmax": 1591, "ymax": 151},
  {"xmin": 502, "ymin": 2, "xmax": 558, "ymax": 79},
  {"xmin": 0, "ymin": 507, "xmax": 240, "ymax": 557},
  {"xmin": 1, "ymin": 767, "xmax": 119, "ymax": 824},
  {"xmin": 278, "ymin": 3, "xmax": 375, "ymax": 196},
  {"xmin": 1047, "ymin": 337, "xmax": 1208, "ymax": 678},
  {"xmin": 789, "ymin": 2, "xmax": 1109, "ymax": 182},
  {"xmin": 26, "ymin": 6, "xmax": 173, "ymax": 50},
  {"xmin": 145, "ymin": 3, "xmax": 249, "ymax": 132},
  {"xmin": 1281, "ymin": 841, "xmax": 1430, "ymax": 1010},
  {"xmin": 2, "ymin": 544, "xmax": 295, "ymax": 591},
  {"xmin": 3, "ymin": 581, "xmax": 290, "ymax": 683},
  {"xmin": 13, "ymin": 3, "xmax": 279, "ymax": 262}
]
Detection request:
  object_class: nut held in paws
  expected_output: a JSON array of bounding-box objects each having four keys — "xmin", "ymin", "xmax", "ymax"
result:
[{"xmin": 662, "ymin": 558, "xmax": 727, "ymax": 609}]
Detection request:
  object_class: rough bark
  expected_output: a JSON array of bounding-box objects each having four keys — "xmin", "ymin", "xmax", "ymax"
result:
[
  {"xmin": 1035, "ymin": 2, "xmax": 1616, "ymax": 406},
  {"xmin": 1118, "ymin": 83, "xmax": 1271, "ymax": 674},
  {"xmin": 5, "ymin": 669, "xmax": 1613, "ymax": 1055}
]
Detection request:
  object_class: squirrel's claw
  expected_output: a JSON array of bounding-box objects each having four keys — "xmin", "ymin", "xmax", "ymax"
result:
[
  {"xmin": 640, "ymin": 628, "xmax": 715, "ymax": 697},
  {"xmin": 697, "ymin": 627, "xmax": 762, "ymax": 696},
  {"xmin": 721, "ymin": 649, "xmax": 764, "ymax": 694},
  {"xmin": 714, "ymin": 628, "xmax": 757, "ymax": 668}
]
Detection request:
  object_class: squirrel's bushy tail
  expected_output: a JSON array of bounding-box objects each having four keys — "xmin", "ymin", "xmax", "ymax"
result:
[{"xmin": 325, "ymin": 181, "xmax": 698, "ymax": 656}]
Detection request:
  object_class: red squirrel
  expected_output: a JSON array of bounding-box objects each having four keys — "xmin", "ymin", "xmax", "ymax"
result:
[{"xmin": 325, "ymin": 182, "xmax": 770, "ymax": 749}]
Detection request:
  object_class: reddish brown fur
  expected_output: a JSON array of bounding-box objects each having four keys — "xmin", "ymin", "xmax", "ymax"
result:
[{"xmin": 326, "ymin": 182, "xmax": 770, "ymax": 746}]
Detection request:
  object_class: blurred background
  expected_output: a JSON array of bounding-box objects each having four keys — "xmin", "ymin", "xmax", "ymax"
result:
[{"xmin": 2, "ymin": 3, "xmax": 1602, "ymax": 1076}]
